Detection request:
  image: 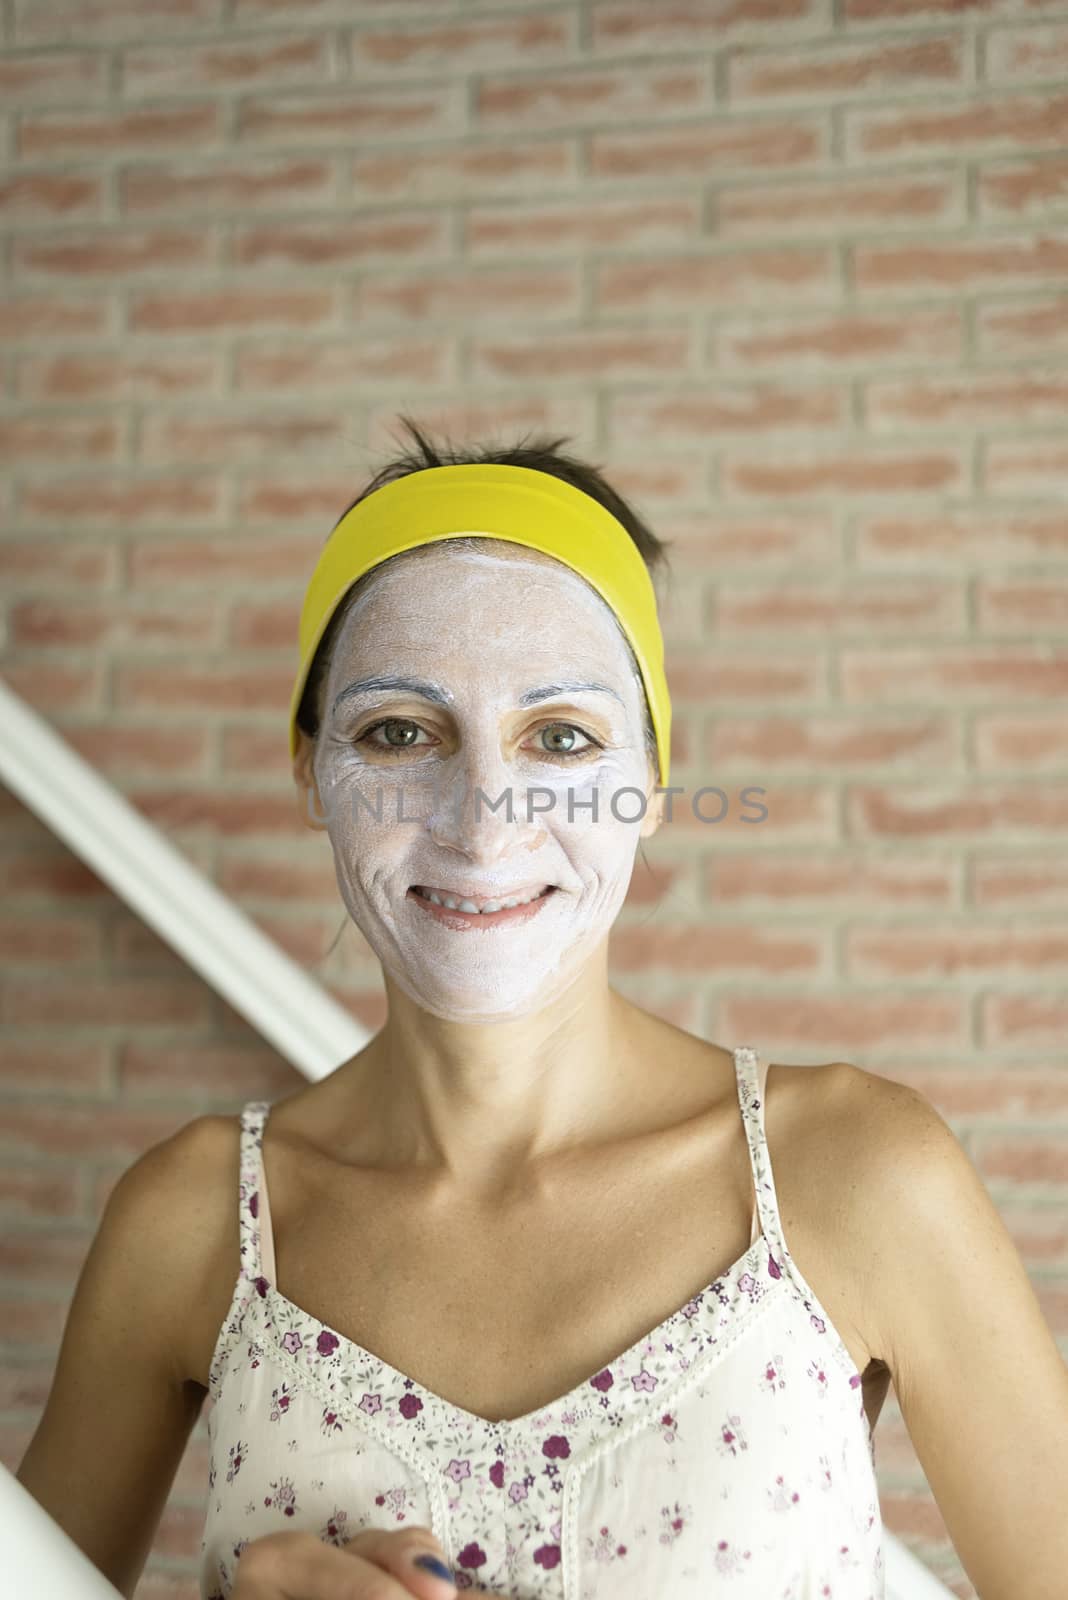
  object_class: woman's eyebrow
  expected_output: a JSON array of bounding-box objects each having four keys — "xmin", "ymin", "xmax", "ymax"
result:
[
  {"xmin": 331, "ymin": 675, "xmax": 623, "ymax": 716},
  {"xmin": 519, "ymin": 679, "xmax": 624, "ymax": 708},
  {"xmin": 332, "ymin": 675, "xmax": 450, "ymax": 715}
]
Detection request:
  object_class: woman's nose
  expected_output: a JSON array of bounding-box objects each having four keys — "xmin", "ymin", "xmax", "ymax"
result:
[{"xmin": 423, "ymin": 742, "xmax": 545, "ymax": 852}]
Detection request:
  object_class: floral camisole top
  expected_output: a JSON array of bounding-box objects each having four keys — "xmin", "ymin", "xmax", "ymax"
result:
[{"xmin": 199, "ymin": 1045, "xmax": 884, "ymax": 1599}]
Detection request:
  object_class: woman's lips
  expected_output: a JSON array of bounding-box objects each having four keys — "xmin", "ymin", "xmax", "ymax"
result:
[{"xmin": 407, "ymin": 884, "xmax": 558, "ymax": 930}]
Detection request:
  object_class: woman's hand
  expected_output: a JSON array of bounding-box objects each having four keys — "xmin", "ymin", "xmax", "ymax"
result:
[{"xmin": 229, "ymin": 1525, "xmax": 510, "ymax": 1599}]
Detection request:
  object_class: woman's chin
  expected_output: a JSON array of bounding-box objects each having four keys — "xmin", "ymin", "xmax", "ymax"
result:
[{"xmin": 380, "ymin": 963, "xmax": 555, "ymax": 1024}]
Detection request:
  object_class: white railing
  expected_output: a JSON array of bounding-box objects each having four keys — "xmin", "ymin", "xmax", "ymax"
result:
[
  {"xmin": 0, "ymin": 677, "xmax": 368, "ymax": 1081},
  {"xmin": 0, "ymin": 677, "xmax": 950, "ymax": 1598}
]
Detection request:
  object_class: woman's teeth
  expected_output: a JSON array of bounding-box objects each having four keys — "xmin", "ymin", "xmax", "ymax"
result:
[{"xmin": 413, "ymin": 886, "xmax": 551, "ymax": 913}]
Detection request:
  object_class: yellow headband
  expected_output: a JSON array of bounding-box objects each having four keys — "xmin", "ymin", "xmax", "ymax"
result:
[{"xmin": 289, "ymin": 462, "xmax": 671, "ymax": 787}]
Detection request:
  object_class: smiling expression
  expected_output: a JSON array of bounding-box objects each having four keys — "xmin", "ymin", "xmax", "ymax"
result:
[{"xmin": 300, "ymin": 541, "xmax": 662, "ymax": 1022}]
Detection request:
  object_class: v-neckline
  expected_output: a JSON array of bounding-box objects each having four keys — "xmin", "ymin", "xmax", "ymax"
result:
[
  {"xmin": 251, "ymin": 1223, "xmax": 776, "ymax": 1440},
  {"xmin": 224, "ymin": 1046, "xmax": 800, "ymax": 1448}
]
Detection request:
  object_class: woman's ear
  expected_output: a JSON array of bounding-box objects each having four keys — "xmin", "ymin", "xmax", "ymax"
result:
[{"xmin": 292, "ymin": 728, "xmax": 329, "ymax": 832}]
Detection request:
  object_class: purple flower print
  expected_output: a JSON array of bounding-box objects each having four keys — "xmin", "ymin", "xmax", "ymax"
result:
[
  {"xmin": 269, "ymin": 1383, "xmax": 294, "ymax": 1421},
  {"xmin": 456, "ymin": 1540, "xmax": 487, "ymax": 1571},
  {"xmin": 249, "ymin": 1191, "xmax": 258, "ymax": 1220},
  {"xmin": 226, "ymin": 1440, "xmax": 245, "ymax": 1483},
  {"xmin": 631, "ymin": 1368, "xmax": 658, "ymax": 1394},
  {"xmin": 281, "ymin": 1330, "xmax": 302, "ymax": 1356},
  {"xmin": 719, "ymin": 1414, "xmax": 747, "ymax": 1458},
  {"xmin": 489, "ymin": 1460, "xmax": 505, "ymax": 1488},
  {"xmin": 770, "ymin": 1473, "xmax": 800, "ymax": 1510},
  {"xmin": 264, "ymin": 1476, "xmax": 298, "ymax": 1517},
  {"xmin": 446, "ymin": 1458, "xmax": 472, "ymax": 1484},
  {"xmin": 322, "ymin": 1508, "xmax": 352, "ymax": 1546},
  {"xmin": 542, "ymin": 1434, "xmax": 571, "ymax": 1460},
  {"xmin": 809, "ymin": 1360, "xmax": 829, "ymax": 1396},
  {"xmin": 398, "ymin": 1392, "xmax": 423, "ymax": 1419},
  {"xmin": 533, "ymin": 1542, "xmax": 562, "ymax": 1570},
  {"xmin": 590, "ymin": 1368, "xmax": 614, "ymax": 1394},
  {"xmin": 317, "ymin": 1329, "xmax": 339, "ymax": 1356}
]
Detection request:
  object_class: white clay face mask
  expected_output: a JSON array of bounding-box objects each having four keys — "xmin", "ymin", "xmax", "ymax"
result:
[{"xmin": 310, "ymin": 543, "xmax": 656, "ymax": 1023}]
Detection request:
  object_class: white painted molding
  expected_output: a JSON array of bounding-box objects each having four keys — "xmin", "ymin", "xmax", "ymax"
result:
[
  {"xmin": 2, "ymin": 1464, "xmax": 123, "ymax": 1597},
  {"xmin": 0, "ymin": 676, "xmax": 367, "ymax": 1081}
]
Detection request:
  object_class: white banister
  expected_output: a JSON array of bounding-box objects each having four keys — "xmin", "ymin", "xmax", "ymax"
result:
[
  {"xmin": 885, "ymin": 1533, "xmax": 964, "ymax": 1598},
  {"xmin": 0, "ymin": 677, "xmax": 367, "ymax": 1081},
  {"xmin": 0, "ymin": 677, "xmax": 951, "ymax": 1596},
  {"xmin": 1, "ymin": 1465, "xmax": 124, "ymax": 1598}
]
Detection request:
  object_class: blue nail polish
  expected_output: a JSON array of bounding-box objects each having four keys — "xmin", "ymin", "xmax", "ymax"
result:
[{"xmin": 413, "ymin": 1552, "xmax": 455, "ymax": 1582}]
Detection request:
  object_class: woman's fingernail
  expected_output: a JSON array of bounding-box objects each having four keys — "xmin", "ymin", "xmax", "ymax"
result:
[{"xmin": 412, "ymin": 1552, "xmax": 455, "ymax": 1583}]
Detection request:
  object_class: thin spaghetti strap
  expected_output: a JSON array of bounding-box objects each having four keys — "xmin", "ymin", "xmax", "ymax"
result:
[
  {"xmin": 750, "ymin": 1052, "xmax": 770, "ymax": 1243},
  {"xmin": 257, "ymin": 1113, "xmax": 278, "ymax": 1284},
  {"xmin": 733, "ymin": 1045, "xmax": 776, "ymax": 1251},
  {"xmin": 238, "ymin": 1101, "xmax": 276, "ymax": 1285}
]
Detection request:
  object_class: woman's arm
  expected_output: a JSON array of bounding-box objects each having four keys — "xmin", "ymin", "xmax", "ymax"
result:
[
  {"xmin": 832, "ymin": 1064, "xmax": 1068, "ymax": 1600},
  {"xmin": 15, "ymin": 1120, "xmax": 213, "ymax": 1599}
]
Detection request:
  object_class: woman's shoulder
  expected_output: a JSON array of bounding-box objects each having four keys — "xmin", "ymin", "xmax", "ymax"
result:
[{"xmin": 150, "ymin": 1112, "xmax": 249, "ymax": 1388}]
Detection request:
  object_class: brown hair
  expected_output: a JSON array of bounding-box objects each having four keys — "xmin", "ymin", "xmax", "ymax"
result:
[{"xmin": 296, "ymin": 415, "xmax": 674, "ymax": 773}]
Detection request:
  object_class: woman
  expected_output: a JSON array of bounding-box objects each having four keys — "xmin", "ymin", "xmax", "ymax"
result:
[
  {"xmin": 19, "ymin": 421, "xmax": 1061, "ymax": 1600},
  {"xmin": 203, "ymin": 417, "xmax": 891, "ymax": 1599}
]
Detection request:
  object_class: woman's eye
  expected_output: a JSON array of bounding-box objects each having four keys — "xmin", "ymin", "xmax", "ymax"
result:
[
  {"xmin": 358, "ymin": 718, "xmax": 430, "ymax": 752},
  {"xmin": 535, "ymin": 723, "xmax": 597, "ymax": 758}
]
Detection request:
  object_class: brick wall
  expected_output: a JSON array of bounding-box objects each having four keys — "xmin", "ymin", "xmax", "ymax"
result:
[{"xmin": 3, "ymin": 3, "xmax": 1068, "ymax": 1597}]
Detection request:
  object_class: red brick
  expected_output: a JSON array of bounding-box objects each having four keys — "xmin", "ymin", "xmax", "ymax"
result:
[
  {"xmin": 121, "ymin": 155, "xmax": 337, "ymax": 216},
  {"xmin": 0, "ymin": 413, "xmax": 119, "ymax": 462},
  {"xmin": 0, "ymin": 1036, "xmax": 108, "ymax": 1100},
  {"xmin": 848, "ymin": 90, "xmax": 1068, "ymax": 162},
  {"xmin": 865, "ymin": 371, "xmax": 1068, "ymax": 429},
  {"xmin": 842, "ymin": 644, "xmax": 1068, "ymax": 704},
  {"xmin": 0, "ymin": 977, "xmax": 212, "ymax": 1028},
  {"xmin": 717, "ymin": 171, "xmax": 962, "ymax": 236},
  {"xmin": 978, "ymin": 154, "xmax": 1068, "ymax": 218},
  {"xmin": 0, "ymin": 537, "xmax": 117, "ymax": 588},
  {"xmin": 473, "ymin": 327, "xmax": 692, "ymax": 385},
  {"xmin": 714, "ymin": 576, "xmax": 963, "ymax": 633},
  {"xmin": 983, "ymin": 435, "xmax": 1068, "ymax": 494},
  {"xmin": 480, "ymin": 61, "xmax": 705, "ymax": 128},
  {"xmin": 130, "ymin": 286, "xmax": 335, "ymax": 334},
  {"xmin": 10, "ymin": 597, "xmax": 219, "ymax": 648},
  {"xmin": 977, "ymin": 579, "xmax": 1068, "ymax": 634},
  {"xmin": 128, "ymin": 535, "xmax": 316, "ymax": 588},
  {"xmin": 593, "ymin": 0, "xmax": 833, "ymax": 51},
  {"xmin": 0, "ymin": 48, "xmax": 106, "ymax": 103},
  {"xmin": 17, "ymin": 348, "xmax": 221, "ymax": 402},
  {"xmin": 358, "ymin": 263, "xmax": 579, "ymax": 324},
  {"xmin": 18, "ymin": 103, "xmax": 220, "ymax": 160},
  {"xmin": 232, "ymin": 212, "xmax": 447, "ymax": 269},
  {"xmin": 613, "ymin": 380, "xmax": 845, "ymax": 434},
  {"xmin": 470, "ymin": 196, "xmax": 697, "ymax": 259},
  {"xmin": 985, "ymin": 993, "xmax": 1068, "ymax": 1049},
  {"xmin": 855, "ymin": 511, "xmax": 1068, "ymax": 566},
  {"xmin": 715, "ymin": 306, "xmax": 962, "ymax": 369},
  {"xmin": 18, "ymin": 472, "xmax": 222, "ymax": 526},
  {"xmin": 234, "ymin": 336, "xmax": 447, "ymax": 392},
  {"xmin": 719, "ymin": 992, "xmax": 967, "ymax": 1055},
  {"xmin": 13, "ymin": 225, "xmax": 215, "ymax": 279},
  {"xmin": 723, "ymin": 444, "xmax": 964, "ymax": 497},
  {"xmin": 703, "ymin": 844, "xmax": 952, "ymax": 908},
  {"xmin": 976, "ymin": 294, "xmax": 1068, "ymax": 355},
  {"xmin": 728, "ymin": 34, "xmax": 964, "ymax": 101},
  {"xmin": 974, "ymin": 715, "xmax": 1068, "ymax": 772},
  {"xmin": 973, "ymin": 847, "xmax": 1068, "ymax": 899},
  {"xmin": 0, "ymin": 914, "xmax": 101, "ymax": 964},
  {"xmin": 124, "ymin": 34, "xmax": 330, "ymax": 99},
  {"xmin": 0, "ymin": 294, "xmax": 111, "ymax": 341},
  {"xmin": 598, "ymin": 246, "xmax": 836, "ymax": 313},
  {"xmin": 594, "ymin": 117, "xmax": 827, "ymax": 179},
  {"xmin": 847, "ymin": 921, "xmax": 1068, "ymax": 980},
  {"xmin": 238, "ymin": 84, "xmax": 452, "ymax": 147},
  {"xmin": 985, "ymin": 21, "xmax": 1068, "ymax": 84},
  {"xmin": 13, "ymin": 0, "xmax": 219, "ymax": 46},
  {"xmin": 855, "ymin": 231, "xmax": 1068, "ymax": 294},
  {"xmin": 0, "ymin": 170, "xmax": 103, "ymax": 223},
  {"xmin": 140, "ymin": 408, "xmax": 344, "ymax": 464}
]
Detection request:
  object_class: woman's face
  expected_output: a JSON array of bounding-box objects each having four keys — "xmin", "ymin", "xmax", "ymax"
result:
[{"xmin": 297, "ymin": 542, "xmax": 661, "ymax": 1023}]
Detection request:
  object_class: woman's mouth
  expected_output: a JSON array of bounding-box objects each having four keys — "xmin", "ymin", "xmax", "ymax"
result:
[{"xmin": 407, "ymin": 884, "xmax": 558, "ymax": 929}]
